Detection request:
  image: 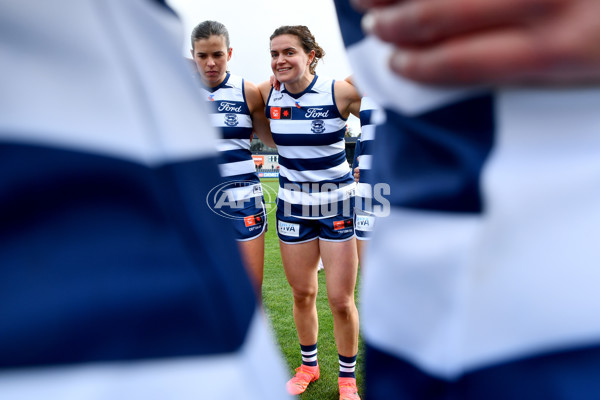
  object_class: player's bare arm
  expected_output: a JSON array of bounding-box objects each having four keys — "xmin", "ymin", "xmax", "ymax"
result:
[
  {"xmin": 245, "ymin": 80, "xmax": 276, "ymax": 148},
  {"xmin": 335, "ymin": 79, "xmax": 362, "ymax": 119},
  {"xmin": 257, "ymin": 80, "xmax": 273, "ymax": 105}
]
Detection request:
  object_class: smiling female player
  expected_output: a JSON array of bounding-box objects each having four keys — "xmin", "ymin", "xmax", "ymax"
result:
[{"xmin": 259, "ymin": 25, "xmax": 363, "ymax": 400}]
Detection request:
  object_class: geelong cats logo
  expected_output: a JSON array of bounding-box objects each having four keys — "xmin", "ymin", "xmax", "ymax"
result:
[
  {"xmin": 224, "ymin": 113, "xmax": 239, "ymax": 127},
  {"xmin": 311, "ymin": 119, "xmax": 325, "ymax": 133}
]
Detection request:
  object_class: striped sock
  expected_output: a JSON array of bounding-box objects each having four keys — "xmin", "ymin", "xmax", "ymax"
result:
[
  {"xmin": 300, "ymin": 343, "xmax": 318, "ymax": 367},
  {"xmin": 338, "ymin": 353, "xmax": 357, "ymax": 378}
]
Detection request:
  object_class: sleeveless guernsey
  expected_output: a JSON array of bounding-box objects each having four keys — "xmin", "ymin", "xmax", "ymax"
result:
[{"xmin": 266, "ymin": 75, "xmax": 355, "ymax": 219}]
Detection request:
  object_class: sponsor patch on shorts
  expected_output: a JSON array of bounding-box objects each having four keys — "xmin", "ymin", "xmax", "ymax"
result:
[
  {"xmin": 355, "ymin": 215, "xmax": 375, "ymax": 232},
  {"xmin": 278, "ymin": 221, "xmax": 300, "ymax": 237},
  {"xmin": 333, "ymin": 219, "xmax": 353, "ymax": 231},
  {"xmin": 244, "ymin": 215, "xmax": 263, "ymax": 227}
]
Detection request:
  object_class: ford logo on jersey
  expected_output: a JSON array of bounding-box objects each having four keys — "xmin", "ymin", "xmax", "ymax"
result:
[{"xmin": 311, "ymin": 119, "xmax": 326, "ymax": 133}]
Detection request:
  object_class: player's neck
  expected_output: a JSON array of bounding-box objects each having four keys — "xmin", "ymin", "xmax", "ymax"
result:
[{"xmin": 284, "ymin": 74, "xmax": 314, "ymax": 94}]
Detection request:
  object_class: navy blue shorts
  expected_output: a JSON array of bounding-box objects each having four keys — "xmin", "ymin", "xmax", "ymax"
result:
[
  {"xmin": 228, "ymin": 200, "xmax": 267, "ymax": 241},
  {"xmin": 276, "ymin": 208, "xmax": 354, "ymax": 244},
  {"xmin": 206, "ymin": 180, "xmax": 268, "ymax": 241}
]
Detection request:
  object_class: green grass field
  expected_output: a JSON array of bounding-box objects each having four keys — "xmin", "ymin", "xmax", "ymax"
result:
[{"xmin": 260, "ymin": 178, "xmax": 364, "ymax": 399}]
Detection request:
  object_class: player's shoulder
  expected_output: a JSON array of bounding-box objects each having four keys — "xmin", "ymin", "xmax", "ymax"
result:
[
  {"xmin": 243, "ymin": 79, "xmax": 260, "ymax": 97},
  {"xmin": 244, "ymin": 80, "xmax": 268, "ymax": 110},
  {"xmin": 334, "ymin": 78, "xmax": 358, "ymax": 96},
  {"xmin": 257, "ymin": 80, "xmax": 275, "ymax": 100}
]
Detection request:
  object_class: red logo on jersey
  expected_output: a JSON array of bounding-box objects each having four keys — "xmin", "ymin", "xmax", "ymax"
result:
[
  {"xmin": 271, "ymin": 106, "xmax": 292, "ymax": 119},
  {"xmin": 271, "ymin": 107, "xmax": 281, "ymax": 119},
  {"xmin": 280, "ymin": 107, "xmax": 292, "ymax": 119},
  {"xmin": 333, "ymin": 219, "xmax": 353, "ymax": 231}
]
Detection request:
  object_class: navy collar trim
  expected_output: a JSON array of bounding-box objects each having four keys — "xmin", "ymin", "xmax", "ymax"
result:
[
  {"xmin": 205, "ymin": 72, "xmax": 231, "ymax": 93},
  {"xmin": 282, "ymin": 75, "xmax": 318, "ymax": 99}
]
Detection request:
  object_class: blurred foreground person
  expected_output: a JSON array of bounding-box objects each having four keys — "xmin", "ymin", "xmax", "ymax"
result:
[
  {"xmin": 351, "ymin": 95, "xmax": 386, "ymax": 267},
  {"xmin": 335, "ymin": 0, "xmax": 600, "ymax": 398},
  {"xmin": 0, "ymin": 1, "xmax": 289, "ymax": 399}
]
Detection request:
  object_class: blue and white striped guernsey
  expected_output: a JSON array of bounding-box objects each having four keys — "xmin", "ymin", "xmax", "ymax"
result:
[
  {"xmin": 0, "ymin": 1, "xmax": 289, "ymax": 398},
  {"xmin": 335, "ymin": 0, "xmax": 600, "ymax": 398},
  {"xmin": 201, "ymin": 73, "xmax": 262, "ymax": 201},
  {"xmin": 266, "ymin": 75, "xmax": 355, "ymax": 219}
]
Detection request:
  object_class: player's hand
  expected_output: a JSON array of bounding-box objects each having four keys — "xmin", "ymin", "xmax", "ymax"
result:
[
  {"xmin": 353, "ymin": 161, "xmax": 360, "ymax": 183},
  {"xmin": 353, "ymin": 0, "xmax": 600, "ymax": 85},
  {"xmin": 270, "ymin": 75, "xmax": 281, "ymax": 91}
]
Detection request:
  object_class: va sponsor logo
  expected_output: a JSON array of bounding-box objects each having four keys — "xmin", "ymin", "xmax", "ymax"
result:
[
  {"xmin": 206, "ymin": 180, "xmax": 277, "ymax": 220},
  {"xmin": 355, "ymin": 215, "xmax": 375, "ymax": 231},
  {"xmin": 278, "ymin": 221, "xmax": 300, "ymax": 237}
]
